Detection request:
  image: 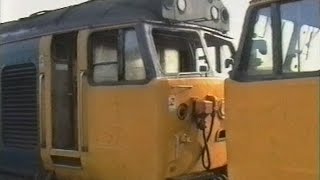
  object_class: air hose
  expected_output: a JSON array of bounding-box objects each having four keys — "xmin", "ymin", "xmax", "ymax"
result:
[
  {"xmin": 191, "ymin": 100, "xmax": 216, "ymax": 171},
  {"xmin": 201, "ymin": 111, "xmax": 215, "ymax": 170}
]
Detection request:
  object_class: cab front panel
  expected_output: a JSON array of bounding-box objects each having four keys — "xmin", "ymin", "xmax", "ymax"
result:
[{"xmin": 71, "ymin": 78, "xmax": 227, "ymax": 179}]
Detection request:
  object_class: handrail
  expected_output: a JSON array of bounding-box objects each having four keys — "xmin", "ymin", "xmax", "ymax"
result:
[
  {"xmin": 78, "ymin": 70, "xmax": 88, "ymax": 152},
  {"xmin": 39, "ymin": 73, "xmax": 46, "ymax": 148}
]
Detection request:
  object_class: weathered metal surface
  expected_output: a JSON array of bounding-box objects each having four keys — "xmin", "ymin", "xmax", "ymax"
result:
[
  {"xmin": 0, "ymin": 0, "xmax": 230, "ymax": 44},
  {"xmin": 0, "ymin": 0, "xmax": 161, "ymax": 44}
]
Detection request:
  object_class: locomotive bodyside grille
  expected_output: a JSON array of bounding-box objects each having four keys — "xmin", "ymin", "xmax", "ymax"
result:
[{"xmin": 1, "ymin": 63, "xmax": 38, "ymax": 149}]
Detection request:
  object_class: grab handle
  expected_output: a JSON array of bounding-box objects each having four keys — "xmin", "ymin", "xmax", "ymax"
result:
[
  {"xmin": 39, "ymin": 73, "xmax": 46, "ymax": 148},
  {"xmin": 78, "ymin": 70, "xmax": 88, "ymax": 152}
]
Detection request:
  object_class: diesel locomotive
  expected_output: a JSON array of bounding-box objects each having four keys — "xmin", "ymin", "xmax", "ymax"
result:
[{"xmin": 0, "ymin": 0, "xmax": 235, "ymax": 179}]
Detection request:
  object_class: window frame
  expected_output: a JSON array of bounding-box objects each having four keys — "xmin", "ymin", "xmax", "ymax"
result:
[
  {"xmin": 87, "ymin": 24, "xmax": 153, "ymax": 86},
  {"xmin": 232, "ymin": 0, "xmax": 320, "ymax": 82}
]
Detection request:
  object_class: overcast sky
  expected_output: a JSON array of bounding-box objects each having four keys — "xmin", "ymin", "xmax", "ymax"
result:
[{"xmin": 0, "ymin": 0, "xmax": 249, "ymax": 43}]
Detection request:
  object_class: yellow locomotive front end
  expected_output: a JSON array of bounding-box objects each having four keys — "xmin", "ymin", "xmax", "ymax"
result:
[
  {"xmin": 42, "ymin": 24, "xmax": 234, "ymax": 180},
  {"xmin": 71, "ymin": 26, "xmax": 234, "ymax": 180},
  {"xmin": 0, "ymin": 0, "xmax": 234, "ymax": 179}
]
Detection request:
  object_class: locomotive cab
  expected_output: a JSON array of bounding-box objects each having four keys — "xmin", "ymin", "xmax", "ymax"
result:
[{"xmin": 0, "ymin": 0, "xmax": 234, "ymax": 179}]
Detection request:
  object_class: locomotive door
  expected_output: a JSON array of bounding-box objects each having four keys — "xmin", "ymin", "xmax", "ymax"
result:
[
  {"xmin": 39, "ymin": 32, "xmax": 82, "ymax": 169},
  {"xmin": 75, "ymin": 26, "xmax": 164, "ymax": 179}
]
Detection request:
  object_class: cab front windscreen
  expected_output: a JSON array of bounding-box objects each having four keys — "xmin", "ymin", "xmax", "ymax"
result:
[{"xmin": 151, "ymin": 27, "xmax": 235, "ymax": 77}]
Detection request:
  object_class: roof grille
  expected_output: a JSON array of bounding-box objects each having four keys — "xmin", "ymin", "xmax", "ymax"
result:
[{"xmin": 1, "ymin": 63, "xmax": 38, "ymax": 149}]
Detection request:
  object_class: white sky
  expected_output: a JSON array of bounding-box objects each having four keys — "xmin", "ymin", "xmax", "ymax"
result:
[{"xmin": 0, "ymin": 0, "xmax": 249, "ymax": 43}]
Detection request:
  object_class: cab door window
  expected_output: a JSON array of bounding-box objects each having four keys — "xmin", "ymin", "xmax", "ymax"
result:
[
  {"xmin": 240, "ymin": 0, "xmax": 319, "ymax": 79},
  {"xmin": 90, "ymin": 29, "xmax": 146, "ymax": 84},
  {"xmin": 92, "ymin": 30, "xmax": 118, "ymax": 83}
]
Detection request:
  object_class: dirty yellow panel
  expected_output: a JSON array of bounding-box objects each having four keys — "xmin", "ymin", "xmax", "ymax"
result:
[{"xmin": 226, "ymin": 77, "xmax": 320, "ymax": 180}]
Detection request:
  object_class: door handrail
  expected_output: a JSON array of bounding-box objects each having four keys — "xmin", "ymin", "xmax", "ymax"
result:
[
  {"xmin": 39, "ymin": 73, "xmax": 46, "ymax": 148},
  {"xmin": 78, "ymin": 70, "xmax": 88, "ymax": 152}
]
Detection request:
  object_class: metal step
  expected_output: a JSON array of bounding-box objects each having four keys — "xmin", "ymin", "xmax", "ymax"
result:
[{"xmin": 168, "ymin": 171, "xmax": 228, "ymax": 180}]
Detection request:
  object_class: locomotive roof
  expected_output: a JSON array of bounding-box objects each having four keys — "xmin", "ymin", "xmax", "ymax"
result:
[{"xmin": 0, "ymin": 0, "xmax": 163, "ymax": 43}]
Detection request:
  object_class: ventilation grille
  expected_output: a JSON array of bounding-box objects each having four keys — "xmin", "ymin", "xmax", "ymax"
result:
[{"xmin": 1, "ymin": 63, "xmax": 38, "ymax": 149}]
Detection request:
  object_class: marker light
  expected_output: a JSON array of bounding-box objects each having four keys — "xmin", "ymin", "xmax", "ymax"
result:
[
  {"xmin": 177, "ymin": 0, "xmax": 187, "ymax": 12},
  {"xmin": 211, "ymin": 6, "xmax": 219, "ymax": 20}
]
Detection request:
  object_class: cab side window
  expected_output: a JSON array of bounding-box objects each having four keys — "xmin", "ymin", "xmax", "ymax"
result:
[
  {"xmin": 220, "ymin": 45, "xmax": 233, "ymax": 75},
  {"xmin": 152, "ymin": 30, "xmax": 207, "ymax": 74},
  {"xmin": 243, "ymin": 0, "xmax": 319, "ymax": 79},
  {"xmin": 91, "ymin": 30, "xmax": 119, "ymax": 83},
  {"xmin": 90, "ymin": 29, "xmax": 146, "ymax": 84},
  {"xmin": 247, "ymin": 7, "xmax": 273, "ymax": 76},
  {"xmin": 281, "ymin": 1, "xmax": 320, "ymax": 73},
  {"xmin": 205, "ymin": 34, "xmax": 234, "ymax": 77}
]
